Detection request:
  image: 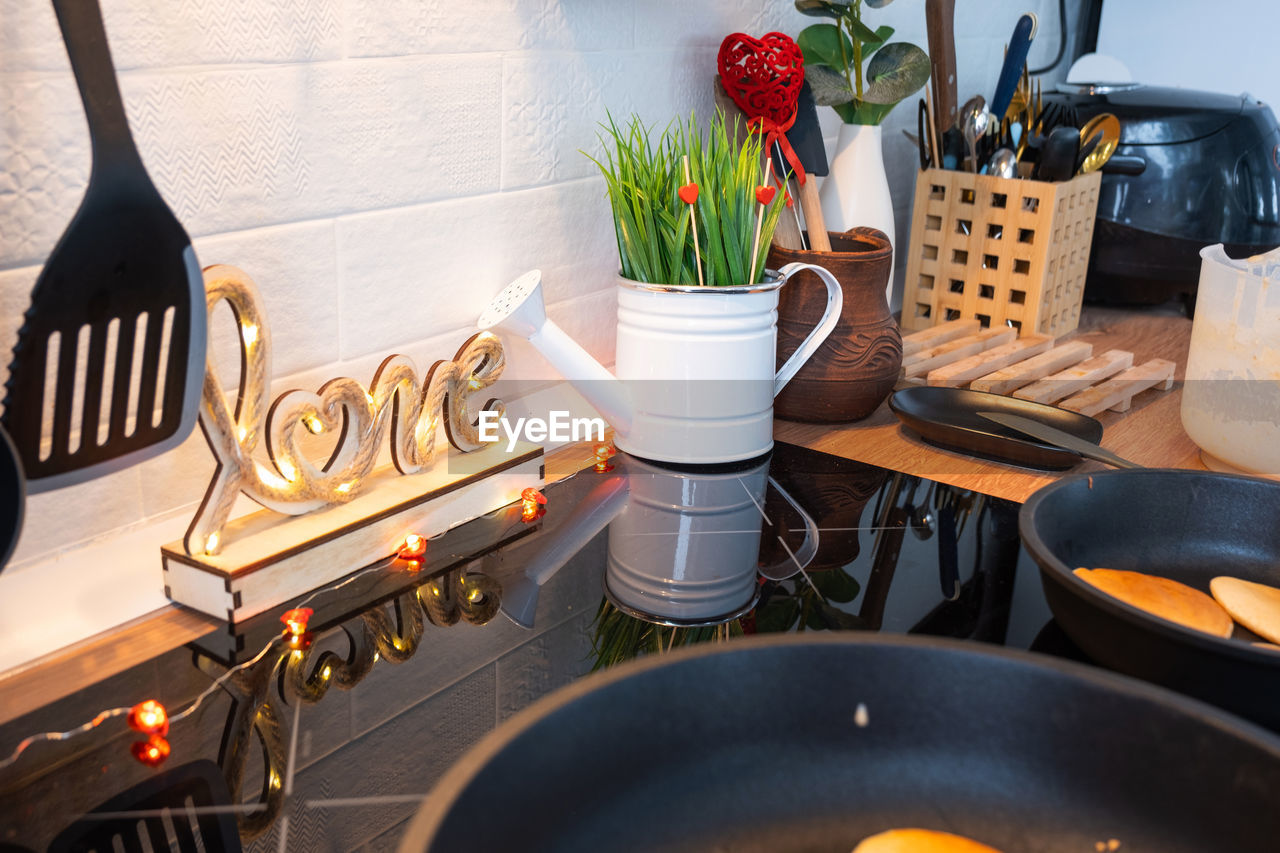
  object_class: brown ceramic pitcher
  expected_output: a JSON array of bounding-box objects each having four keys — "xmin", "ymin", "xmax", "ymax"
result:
[{"xmin": 767, "ymin": 227, "xmax": 902, "ymax": 423}]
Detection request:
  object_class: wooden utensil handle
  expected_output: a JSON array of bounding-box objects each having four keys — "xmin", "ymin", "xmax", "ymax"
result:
[
  {"xmin": 925, "ymin": 0, "xmax": 958, "ymax": 135},
  {"xmin": 52, "ymin": 0, "xmax": 140, "ymax": 165},
  {"xmin": 798, "ymin": 178, "xmax": 831, "ymax": 252}
]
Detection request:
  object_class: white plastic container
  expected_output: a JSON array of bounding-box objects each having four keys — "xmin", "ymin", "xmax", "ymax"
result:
[{"xmin": 1180, "ymin": 244, "xmax": 1280, "ymax": 477}]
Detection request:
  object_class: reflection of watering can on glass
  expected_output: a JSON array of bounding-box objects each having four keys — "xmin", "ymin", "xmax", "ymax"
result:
[
  {"xmin": 477, "ymin": 265, "xmax": 843, "ymax": 464},
  {"xmin": 500, "ymin": 453, "xmax": 818, "ymax": 629}
]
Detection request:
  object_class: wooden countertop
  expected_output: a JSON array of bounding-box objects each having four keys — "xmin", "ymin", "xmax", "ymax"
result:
[{"xmin": 775, "ymin": 305, "xmax": 1205, "ymax": 504}]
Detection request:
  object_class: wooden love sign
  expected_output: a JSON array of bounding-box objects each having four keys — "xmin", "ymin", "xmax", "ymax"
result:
[{"xmin": 162, "ymin": 265, "xmax": 543, "ymax": 623}]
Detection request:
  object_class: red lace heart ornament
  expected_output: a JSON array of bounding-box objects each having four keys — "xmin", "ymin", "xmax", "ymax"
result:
[
  {"xmin": 755, "ymin": 185, "xmax": 777, "ymax": 206},
  {"xmin": 678, "ymin": 183, "xmax": 699, "ymax": 204},
  {"xmin": 718, "ymin": 32, "xmax": 804, "ymax": 125},
  {"xmin": 718, "ymin": 32, "xmax": 806, "ymax": 185}
]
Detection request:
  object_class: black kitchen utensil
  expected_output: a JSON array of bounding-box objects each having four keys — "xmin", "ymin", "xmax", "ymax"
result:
[
  {"xmin": 49, "ymin": 760, "xmax": 241, "ymax": 852},
  {"xmin": 1021, "ymin": 468, "xmax": 1280, "ymax": 730},
  {"xmin": 2, "ymin": 0, "xmax": 206, "ymax": 493},
  {"xmin": 915, "ymin": 97, "xmax": 932, "ymax": 169},
  {"xmin": 977, "ymin": 411, "xmax": 1141, "ymax": 468},
  {"xmin": 888, "ymin": 386, "xmax": 1104, "ymax": 470},
  {"xmin": 1035, "ymin": 125, "xmax": 1080, "ymax": 182},
  {"xmin": 401, "ymin": 634, "xmax": 1280, "ymax": 852},
  {"xmin": 770, "ymin": 82, "xmax": 830, "ymax": 251},
  {"xmin": 0, "ymin": 424, "xmax": 25, "ymax": 572}
]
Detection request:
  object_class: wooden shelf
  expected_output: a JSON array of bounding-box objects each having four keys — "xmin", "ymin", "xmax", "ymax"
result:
[{"xmin": 775, "ymin": 305, "xmax": 1204, "ymax": 505}]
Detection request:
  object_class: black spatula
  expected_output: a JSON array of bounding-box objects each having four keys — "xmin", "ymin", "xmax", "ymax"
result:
[
  {"xmin": 2, "ymin": 0, "xmax": 206, "ymax": 493},
  {"xmin": 771, "ymin": 82, "xmax": 831, "ymax": 251}
]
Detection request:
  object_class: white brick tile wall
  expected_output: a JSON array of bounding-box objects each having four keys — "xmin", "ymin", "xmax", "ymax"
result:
[
  {"xmin": 0, "ymin": 0, "xmax": 344, "ymax": 73},
  {"xmin": 347, "ymin": 0, "xmax": 633, "ymax": 58},
  {"xmin": 0, "ymin": 0, "xmax": 1078, "ymax": 658}
]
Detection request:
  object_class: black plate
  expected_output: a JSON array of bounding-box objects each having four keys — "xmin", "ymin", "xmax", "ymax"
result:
[
  {"xmin": 889, "ymin": 386, "xmax": 1104, "ymax": 470},
  {"xmin": 1021, "ymin": 468, "xmax": 1280, "ymax": 729}
]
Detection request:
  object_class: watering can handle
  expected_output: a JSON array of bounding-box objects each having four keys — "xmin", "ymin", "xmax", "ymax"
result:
[
  {"xmin": 773, "ymin": 262, "xmax": 844, "ymax": 397},
  {"xmin": 757, "ymin": 475, "xmax": 821, "ymax": 581}
]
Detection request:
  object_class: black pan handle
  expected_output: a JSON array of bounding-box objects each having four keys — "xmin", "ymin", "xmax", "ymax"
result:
[
  {"xmin": 52, "ymin": 0, "xmax": 141, "ymax": 167},
  {"xmin": 1101, "ymin": 155, "xmax": 1146, "ymax": 176}
]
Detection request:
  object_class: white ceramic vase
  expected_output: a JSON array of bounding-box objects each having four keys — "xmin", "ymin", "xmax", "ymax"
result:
[{"xmin": 819, "ymin": 123, "xmax": 895, "ymax": 304}]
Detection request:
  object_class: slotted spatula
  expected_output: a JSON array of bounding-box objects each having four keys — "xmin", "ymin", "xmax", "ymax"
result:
[{"xmin": 2, "ymin": 0, "xmax": 206, "ymax": 493}]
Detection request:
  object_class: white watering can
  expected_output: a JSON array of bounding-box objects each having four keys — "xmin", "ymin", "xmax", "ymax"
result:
[
  {"xmin": 500, "ymin": 453, "xmax": 818, "ymax": 628},
  {"xmin": 477, "ymin": 265, "xmax": 843, "ymax": 464}
]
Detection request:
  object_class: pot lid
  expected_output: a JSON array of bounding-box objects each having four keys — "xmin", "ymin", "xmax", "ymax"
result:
[{"xmin": 1051, "ymin": 84, "xmax": 1247, "ymax": 145}]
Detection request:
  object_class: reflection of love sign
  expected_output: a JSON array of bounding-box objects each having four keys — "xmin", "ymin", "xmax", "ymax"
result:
[{"xmin": 185, "ymin": 265, "xmax": 504, "ymax": 557}]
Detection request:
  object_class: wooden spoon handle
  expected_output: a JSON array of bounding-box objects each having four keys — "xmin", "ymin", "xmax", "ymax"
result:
[{"xmin": 798, "ymin": 178, "xmax": 831, "ymax": 252}]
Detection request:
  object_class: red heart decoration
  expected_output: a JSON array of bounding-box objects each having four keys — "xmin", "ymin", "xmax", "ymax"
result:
[
  {"xmin": 717, "ymin": 32, "xmax": 804, "ymax": 126},
  {"xmin": 755, "ymin": 185, "xmax": 777, "ymax": 206},
  {"xmin": 678, "ymin": 183, "xmax": 699, "ymax": 205}
]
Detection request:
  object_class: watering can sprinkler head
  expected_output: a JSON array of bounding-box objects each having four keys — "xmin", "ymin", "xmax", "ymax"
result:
[
  {"xmin": 478, "ymin": 271, "xmax": 632, "ymax": 435},
  {"xmin": 477, "ymin": 270, "xmax": 548, "ymax": 339}
]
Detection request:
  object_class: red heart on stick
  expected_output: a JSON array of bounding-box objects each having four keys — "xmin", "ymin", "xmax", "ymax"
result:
[
  {"xmin": 755, "ymin": 185, "xmax": 777, "ymax": 206},
  {"xmin": 678, "ymin": 183, "xmax": 699, "ymax": 205},
  {"xmin": 717, "ymin": 32, "xmax": 804, "ymax": 125}
]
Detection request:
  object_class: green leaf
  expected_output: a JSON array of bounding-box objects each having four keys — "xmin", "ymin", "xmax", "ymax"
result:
[
  {"xmin": 797, "ymin": 24, "xmax": 852, "ymax": 72},
  {"xmin": 847, "ymin": 16, "xmax": 881, "ymax": 45},
  {"xmin": 754, "ymin": 596, "xmax": 800, "ymax": 633},
  {"xmin": 861, "ymin": 42, "xmax": 931, "ymax": 105},
  {"xmin": 841, "ymin": 99, "xmax": 895, "ymax": 125},
  {"xmin": 806, "ymin": 64, "xmax": 854, "ymax": 106},
  {"xmin": 794, "ymin": 0, "xmax": 848, "ymax": 17},
  {"xmin": 862, "ymin": 24, "xmax": 895, "ymax": 53},
  {"xmin": 811, "ymin": 567, "xmax": 861, "ymax": 603},
  {"xmin": 816, "ymin": 602, "xmax": 868, "ymax": 631}
]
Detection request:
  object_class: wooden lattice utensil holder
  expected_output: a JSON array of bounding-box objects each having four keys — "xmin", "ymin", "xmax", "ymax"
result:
[{"xmin": 901, "ymin": 168, "xmax": 1101, "ymax": 337}]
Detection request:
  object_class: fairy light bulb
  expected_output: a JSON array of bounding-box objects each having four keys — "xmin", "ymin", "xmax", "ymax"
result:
[
  {"xmin": 521, "ymin": 487, "xmax": 547, "ymax": 522},
  {"xmin": 127, "ymin": 700, "xmax": 169, "ymax": 736},
  {"xmin": 131, "ymin": 734, "xmax": 171, "ymax": 768},
  {"xmin": 398, "ymin": 533, "xmax": 426, "ymax": 559},
  {"xmin": 281, "ymin": 607, "xmax": 313, "ymax": 638},
  {"xmin": 593, "ymin": 443, "xmax": 616, "ymax": 472}
]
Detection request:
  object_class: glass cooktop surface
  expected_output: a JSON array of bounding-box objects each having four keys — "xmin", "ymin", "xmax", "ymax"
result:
[{"xmin": 0, "ymin": 442, "xmax": 1077, "ymax": 852}]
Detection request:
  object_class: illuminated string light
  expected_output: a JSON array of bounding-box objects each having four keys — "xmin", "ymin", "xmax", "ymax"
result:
[
  {"xmin": 280, "ymin": 607, "xmax": 313, "ymax": 637},
  {"xmin": 593, "ymin": 443, "xmax": 616, "ymax": 473},
  {"xmin": 127, "ymin": 700, "xmax": 169, "ymax": 736},
  {"xmin": 397, "ymin": 533, "xmax": 426, "ymax": 560},
  {"xmin": 0, "ymin": 469, "xmax": 596, "ymax": 773},
  {"xmin": 131, "ymin": 734, "xmax": 171, "ymax": 768},
  {"xmin": 521, "ymin": 487, "xmax": 547, "ymax": 522}
]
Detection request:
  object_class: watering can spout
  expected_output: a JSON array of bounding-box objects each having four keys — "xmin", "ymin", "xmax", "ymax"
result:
[{"xmin": 478, "ymin": 271, "xmax": 633, "ymax": 434}]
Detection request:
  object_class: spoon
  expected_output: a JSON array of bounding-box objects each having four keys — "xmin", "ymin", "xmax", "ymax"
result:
[
  {"xmin": 985, "ymin": 148, "xmax": 1018, "ymax": 179},
  {"xmin": 958, "ymin": 95, "xmax": 990, "ymax": 174}
]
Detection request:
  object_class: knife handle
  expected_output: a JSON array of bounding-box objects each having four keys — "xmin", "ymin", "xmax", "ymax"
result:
[{"xmin": 926, "ymin": 0, "xmax": 958, "ymax": 135}]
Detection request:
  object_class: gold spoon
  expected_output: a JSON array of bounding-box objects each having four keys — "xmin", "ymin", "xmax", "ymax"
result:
[{"xmin": 1077, "ymin": 112, "xmax": 1120, "ymax": 173}]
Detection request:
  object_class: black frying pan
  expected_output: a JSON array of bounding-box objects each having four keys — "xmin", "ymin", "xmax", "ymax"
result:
[
  {"xmin": 1020, "ymin": 468, "xmax": 1280, "ymax": 730},
  {"xmin": 0, "ymin": 424, "xmax": 24, "ymax": 571},
  {"xmin": 399, "ymin": 634, "xmax": 1280, "ymax": 852}
]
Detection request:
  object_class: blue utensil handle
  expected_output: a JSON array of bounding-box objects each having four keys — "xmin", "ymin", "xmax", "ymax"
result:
[{"xmin": 990, "ymin": 13, "xmax": 1036, "ymax": 122}]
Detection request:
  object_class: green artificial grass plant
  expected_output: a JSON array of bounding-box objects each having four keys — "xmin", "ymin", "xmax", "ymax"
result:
[{"xmin": 587, "ymin": 111, "xmax": 786, "ymax": 286}]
